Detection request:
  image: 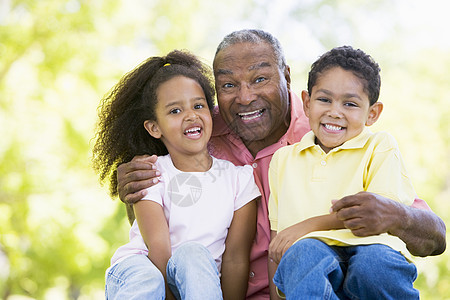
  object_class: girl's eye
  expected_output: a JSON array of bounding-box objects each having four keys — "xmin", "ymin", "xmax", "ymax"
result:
[
  {"xmin": 194, "ymin": 104, "xmax": 205, "ymax": 109},
  {"xmin": 169, "ymin": 108, "xmax": 181, "ymax": 114}
]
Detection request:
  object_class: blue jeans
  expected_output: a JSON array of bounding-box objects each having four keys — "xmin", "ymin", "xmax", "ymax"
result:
[
  {"xmin": 274, "ymin": 238, "xmax": 419, "ymax": 300},
  {"xmin": 106, "ymin": 242, "xmax": 223, "ymax": 300}
]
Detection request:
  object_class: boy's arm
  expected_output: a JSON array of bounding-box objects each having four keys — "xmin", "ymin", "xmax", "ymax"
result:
[
  {"xmin": 221, "ymin": 199, "xmax": 257, "ymax": 300},
  {"xmin": 134, "ymin": 200, "xmax": 175, "ymax": 300},
  {"xmin": 268, "ymin": 231, "xmax": 282, "ymax": 300},
  {"xmin": 268, "ymin": 213, "xmax": 344, "ymax": 264},
  {"xmin": 331, "ymin": 192, "xmax": 446, "ymax": 256}
]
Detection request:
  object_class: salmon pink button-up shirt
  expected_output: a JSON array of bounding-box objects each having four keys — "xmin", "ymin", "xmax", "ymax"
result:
[
  {"xmin": 208, "ymin": 92, "xmax": 310, "ymax": 299},
  {"xmin": 207, "ymin": 91, "xmax": 432, "ymax": 299}
]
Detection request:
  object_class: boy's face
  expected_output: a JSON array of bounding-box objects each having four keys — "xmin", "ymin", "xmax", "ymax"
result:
[{"xmin": 302, "ymin": 67, "xmax": 383, "ymax": 153}]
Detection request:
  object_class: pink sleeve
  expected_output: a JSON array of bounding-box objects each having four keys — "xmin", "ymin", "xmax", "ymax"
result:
[{"xmin": 411, "ymin": 198, "xmax": 432, "ymax": 211}]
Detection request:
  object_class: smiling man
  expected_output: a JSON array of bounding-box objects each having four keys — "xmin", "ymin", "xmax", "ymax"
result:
[{"xmin": 116, "ymin": 29, "xmax": 446, "ymax": 299}]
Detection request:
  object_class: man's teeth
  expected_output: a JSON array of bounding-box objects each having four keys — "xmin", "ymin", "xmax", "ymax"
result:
[
  {"xmin": 324, "ymin": 124, "xmax": 342, "ymax": 131},
  {"xmin": 238, "ymin": 109, "xmax": 263, "ymax": 120}
]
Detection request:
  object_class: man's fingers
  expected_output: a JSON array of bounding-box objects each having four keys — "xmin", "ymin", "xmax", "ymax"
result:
[{"xmin": 124, "ymin": 190, "xmax": 148, "ymax": 204}]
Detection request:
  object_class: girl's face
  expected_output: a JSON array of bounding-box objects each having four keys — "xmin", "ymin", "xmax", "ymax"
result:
[
  {"xmin": 144, "ymin": 76, "xmax": 212, "ymax": 160},
  {"xmin": 302, "ymin": 67, "xmax": 382, "ymax": 153}
]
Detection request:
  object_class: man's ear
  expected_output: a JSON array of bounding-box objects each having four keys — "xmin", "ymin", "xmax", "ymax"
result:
[
  {"xmin": 144, "ymin": 120, "xmax": 162, "ymax": 139},
  {"xmin": 284, "ymin": 65, "xmax": 291, "ymax": 90},
  {"xmin": 301, "ymin": 90, "xmax": 311, "ymax": 118},
  {"xmin": 366, "ymin": 102, "xmax": 383, "ymax": 126}
]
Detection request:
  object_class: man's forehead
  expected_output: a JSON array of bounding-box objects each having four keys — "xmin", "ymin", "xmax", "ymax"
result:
[{"xmin": 214, "ymin": 43, "xmax": 277, "ymax": 73}]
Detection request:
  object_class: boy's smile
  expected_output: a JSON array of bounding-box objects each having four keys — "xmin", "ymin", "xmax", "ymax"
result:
[{"xmin": 302, "ymin": 67, "xmax": 382, "ymax": 153}]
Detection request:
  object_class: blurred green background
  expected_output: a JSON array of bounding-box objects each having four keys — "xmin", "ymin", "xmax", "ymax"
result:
[{"xmin": 1, "ymin": 0, "xmax": 449, "ymax": 299}]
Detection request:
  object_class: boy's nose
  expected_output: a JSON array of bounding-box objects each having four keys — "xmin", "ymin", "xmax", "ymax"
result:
[{"xmin": 327, "ymin": 104, "xmax": 343, "ymax": 118}]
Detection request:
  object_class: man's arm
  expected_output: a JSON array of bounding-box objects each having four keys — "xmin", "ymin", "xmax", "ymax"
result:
[
  {"xmin": 117, "ymin": 155, "xmax": 161, "ymax": 224},
  {"xmin": 331, "ymin": 192, "xmax": 446, "ymax": 257}
]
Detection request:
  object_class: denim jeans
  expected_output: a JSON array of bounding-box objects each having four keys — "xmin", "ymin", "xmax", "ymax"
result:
[
  {"xmin": 106, "ymin": 241, "xmax": 223, "ymax": 300},
  {"xmin": 274, "ymin": 238, "xmax": 419, "ymax": 300}
]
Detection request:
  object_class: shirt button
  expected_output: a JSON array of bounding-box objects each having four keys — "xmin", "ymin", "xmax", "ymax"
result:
[
  {"xmin": 249, "ymin": 271, "xmax": 255, "ymax": 278},
  {"xmin": 321, "ymin": 160, "xmax": 326, "ymax": 166},
  {"xmin": 252, "ymin": 163, "xmax": 258, "ymax": 168}
]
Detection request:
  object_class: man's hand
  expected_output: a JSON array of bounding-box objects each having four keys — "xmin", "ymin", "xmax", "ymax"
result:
[
  {"xmin": 331, "ymin": 191, "xmax": 446, "ymax": 256},
  {"xmin": 117, "ymin": 155, "xmax": 160, "ymax": 204},
  {"xmin": 330, "ymin": 191, "xmax": 398, "ymax": 237}
]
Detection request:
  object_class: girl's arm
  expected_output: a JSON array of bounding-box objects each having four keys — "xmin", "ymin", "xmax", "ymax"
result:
[
  {"xmin": 134, "ymin": 200, "xmax": 175, "ymax": 300},
  {"xmin": 269, "ymin": 213, "xmax": 344, "ymax": 264},
  {"xmin": 221, "ymin": 198, "xmax": 258, "ymax": 300}
]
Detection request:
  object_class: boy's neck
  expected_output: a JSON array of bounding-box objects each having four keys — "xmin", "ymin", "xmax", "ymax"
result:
[{"xmin": 170, "ymin": 150, "xmax": 213, "ymax": 172}]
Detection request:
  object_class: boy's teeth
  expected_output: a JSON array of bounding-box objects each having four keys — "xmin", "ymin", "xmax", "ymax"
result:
[{"xmin": 325, "ymin": 124, "xmax": 342, "ymax": 131}]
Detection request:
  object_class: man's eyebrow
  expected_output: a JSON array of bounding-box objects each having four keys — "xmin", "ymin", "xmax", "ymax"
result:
[
  {"xmin": 215, "ymin": 61, "xmax": 272, "ymax": 75},
  {"xmin": 216, "ymin": 68, "xmax": 233, "ymax": 75},
  {"xmin": 249, "ymin": 61, "xmax": 271, "ymax": 71}
]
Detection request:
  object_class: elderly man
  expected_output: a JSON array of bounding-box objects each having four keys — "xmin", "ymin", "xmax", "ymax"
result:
[{"xmin": 116, "ymin": 29, "xmax": 446, "ymax": 299}]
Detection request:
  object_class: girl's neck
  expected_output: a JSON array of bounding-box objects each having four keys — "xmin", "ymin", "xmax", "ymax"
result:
[{"xmin": 170, "ymin": 150, "xmax": 213, "ymax": 172}]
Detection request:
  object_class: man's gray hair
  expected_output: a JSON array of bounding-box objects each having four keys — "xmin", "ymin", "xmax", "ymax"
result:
[{"xmin": 214, "ymin": 29, "xmax": 287, "ymax": 70}]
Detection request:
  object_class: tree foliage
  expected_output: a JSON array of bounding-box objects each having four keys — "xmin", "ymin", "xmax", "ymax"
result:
[{"xmin": 1, "ymin": 0, "xmax": 448, "ymax": 298}]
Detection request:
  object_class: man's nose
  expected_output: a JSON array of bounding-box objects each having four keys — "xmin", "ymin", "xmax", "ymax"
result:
[{"xmin": 236, "ymin": 84, "xmax": 255, "ymax": 105}]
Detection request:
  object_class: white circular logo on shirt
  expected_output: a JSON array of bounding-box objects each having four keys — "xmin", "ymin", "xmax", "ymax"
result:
[{"xmin": 168, "ymin": 173, "xmax": 202, "ymax": 207}]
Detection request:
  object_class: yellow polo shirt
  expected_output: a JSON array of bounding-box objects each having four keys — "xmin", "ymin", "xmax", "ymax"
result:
[{"xmin": 268, "ymin": 128, "xmax": 416, "ymax": 258}]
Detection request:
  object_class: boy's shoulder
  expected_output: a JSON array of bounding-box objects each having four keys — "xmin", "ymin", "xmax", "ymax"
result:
[{"xmin": 366, "ymin": 130, "xmax": 400, "ymax": 152}]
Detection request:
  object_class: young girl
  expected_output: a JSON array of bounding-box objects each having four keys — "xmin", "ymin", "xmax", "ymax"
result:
[{"xmin": 92, "ymin": 50, "xmax": 259, "ymax": 300}]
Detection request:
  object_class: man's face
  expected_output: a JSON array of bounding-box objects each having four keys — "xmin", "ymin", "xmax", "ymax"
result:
[{"xmin": 213, "ymin": 42, "xmax": 291, "ymax": 151}]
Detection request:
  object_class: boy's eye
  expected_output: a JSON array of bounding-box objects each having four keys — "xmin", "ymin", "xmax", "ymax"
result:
[
  {"xmin": 194, "ymin": 103, "xmax": 205, "ymax": 109},
  {"xmin": 317, "ymin": 98, "xmax": 330, "ymax": 103},
  {"xmin": 344, "ymin": 102, "xmax": 358, "ymax": 107}
]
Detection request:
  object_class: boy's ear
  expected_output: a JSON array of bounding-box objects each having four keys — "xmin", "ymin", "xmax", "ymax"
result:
[
  {"xmin": 301, "ymin": 90, "xmax": 311, "ymax": 118},
  {"xmin": 144, "ymin": 120, "xmax": 162, "ymax": 139},
  {"xmin": 366, "ymin": 102, "xmax": 383, "ymax": 126}
]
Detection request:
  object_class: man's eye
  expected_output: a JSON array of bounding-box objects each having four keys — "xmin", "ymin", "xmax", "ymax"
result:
[
  {"xmin": 169, "ymin": 108, "xmax": 181, "ymax": 114},
  {"xmin": 255, "ymin": 77, "xmax": 266, "ymax": 83},
  {"xmin": 223, "ymin": 83, "xmax": 235, "ymax": 88}
]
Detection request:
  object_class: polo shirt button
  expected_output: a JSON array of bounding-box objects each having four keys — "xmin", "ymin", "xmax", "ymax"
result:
[
  {"xmin": 249, "ymin": 271, "xmax": 255, "ymax": 278},
  {"xmin": 252, "ymin": 163, "xmax": 258, "ymax": 168},
  {"xmin": 321, "ymin": 160, "xmax": 326, "ymax": 166}
]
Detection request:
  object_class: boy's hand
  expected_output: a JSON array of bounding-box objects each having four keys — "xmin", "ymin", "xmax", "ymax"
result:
[
  {"xmin": 117, "ymin": 154, "xmax": 160, "ymax": 204},
  {"xmin": 269, "ymin": 223, "xmax": 309, "ymax": 264}
]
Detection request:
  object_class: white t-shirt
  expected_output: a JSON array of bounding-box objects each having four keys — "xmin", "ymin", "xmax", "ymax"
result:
[{"xmin": 110, "ymin": 155, "xmax": 260, "ymax": 270}]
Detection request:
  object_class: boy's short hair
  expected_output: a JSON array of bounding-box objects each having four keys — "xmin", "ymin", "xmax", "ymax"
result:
[{"xmin": 307, "ymin": 46, "xmax": 381, "ymax": 105}]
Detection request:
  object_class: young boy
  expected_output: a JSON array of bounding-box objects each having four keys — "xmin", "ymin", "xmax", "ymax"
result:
[{"xmin": 268, "ymin": 46, "xmax": 419, "ymax": 299}]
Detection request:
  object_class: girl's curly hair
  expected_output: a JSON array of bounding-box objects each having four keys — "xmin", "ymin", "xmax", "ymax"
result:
[{"xmin": 92, "ymin": 50, "xmax": 215, "ymax": 197}]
